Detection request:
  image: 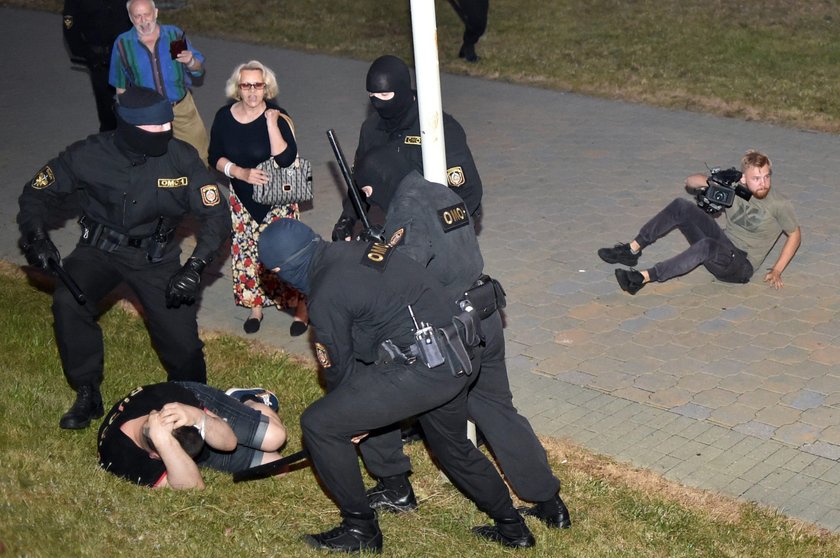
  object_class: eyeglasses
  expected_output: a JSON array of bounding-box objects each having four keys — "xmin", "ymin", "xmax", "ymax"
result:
[{"xmin": 239, "ymin": 82, "xmax": 266, "ymax": 91}]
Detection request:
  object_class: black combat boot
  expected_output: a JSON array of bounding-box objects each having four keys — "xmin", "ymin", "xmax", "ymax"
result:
[
  {"xmin": 520, "ymin": 492, "xmax": 572, "ymax": 529},
  {"xmin": 59, "ymin": 385, "xmax": 104, "ymax": 429},
  {"xmin": 366, "ymin": 473, "xmax": 418, "ymax": 513},
  {"xmin": 303, "ymin": 510, "xmax": 383, "ymax": 553},
  {"xmin": 472, "ymin": 514, "xmax": 535, "ymax": 548}
]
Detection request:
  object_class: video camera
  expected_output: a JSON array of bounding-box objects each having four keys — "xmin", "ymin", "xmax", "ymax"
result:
[{"xmin": 694, "ymin": 167, "xmax": 751, "ymax": 214}]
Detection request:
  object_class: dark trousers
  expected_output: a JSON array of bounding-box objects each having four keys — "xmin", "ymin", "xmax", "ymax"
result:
[
  {"xmin": 88, "ymin": 63, "xmax": 117, "ymax": 132},
  {"xmin": 53, "ymin": 243, "xmax": 206, "ymax": 390},
  {"xmin": 635, "ymin": 198, "xmax": 753, "ymax": 283},
  {"xmin": 358, "ymin": 311, "xmax": 560, "ymax": 503},
  {"xmin": 301, "ymin": 360, "xmax": 515, "ymax": 518},
  {"xmin": 451, "ymin": 0, "xmax": 489, "ymax": 46}
]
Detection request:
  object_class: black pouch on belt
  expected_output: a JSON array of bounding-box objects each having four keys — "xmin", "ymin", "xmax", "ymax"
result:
[{"xmin": 463, "ymin": 275, "xmax": 507, "ymax": 320}]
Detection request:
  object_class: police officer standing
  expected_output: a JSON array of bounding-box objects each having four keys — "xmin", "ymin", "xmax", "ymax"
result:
[
  {"xmin": 332, "ymin": 55, "xmax": 483, "ymax": 241},
  {"xmin": 352, "ymin": 145, "xmax": 572, "ymax": 530},
  {"xmin": 258, "ymin": 219, "xmax": 535, "ymax": 552},
  {"xmin": 62, "ymin": 0, "xmax": 132, "ymax": 131},
  {"xmin": 17, "ymin": 86, "xmax": 230, "ymax": 430}
]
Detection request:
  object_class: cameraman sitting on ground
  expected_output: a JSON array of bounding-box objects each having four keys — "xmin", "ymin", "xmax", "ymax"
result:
[{"xmin": 598, "ymin": 150, "xmax": 801, "ymax": 294}]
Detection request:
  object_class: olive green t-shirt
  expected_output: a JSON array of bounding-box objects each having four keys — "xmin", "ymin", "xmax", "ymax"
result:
[{"xmin": 723, "ymin": 188, "xmax": 798, "ymax": 272}]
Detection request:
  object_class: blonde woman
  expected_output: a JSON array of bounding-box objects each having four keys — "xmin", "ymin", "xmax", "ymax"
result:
[{"xmin": 208, "ymin": 60, "xmax": 308, "ymax": 336}]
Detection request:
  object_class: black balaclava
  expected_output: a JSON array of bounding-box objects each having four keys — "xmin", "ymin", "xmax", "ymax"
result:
[
  {"xmin": 366, "ymin": 55, "xmax": 414, "ymax": 125},
  {"xmin": 114, "ymin": 86, "xmax": 174, "ymax": 157},
  {"xmin": 258, "ymin": 218, "xmax": 321, "ymax": 295},
  {"xmin": 354, "ymin": 144, "xmax": 414, "ymax": 211}
]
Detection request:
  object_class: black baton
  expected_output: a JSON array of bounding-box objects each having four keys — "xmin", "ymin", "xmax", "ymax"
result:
[
  {"xmin": 325, "ymin": 129, "xmax": 377, "ymax": 234},
  {"xmin": 48, "ymin": 258, "xmax": 86, "ymax": 305},
  {"xmin": 232, "ymin": 449, "xmax": 309, "ymax": 483}
]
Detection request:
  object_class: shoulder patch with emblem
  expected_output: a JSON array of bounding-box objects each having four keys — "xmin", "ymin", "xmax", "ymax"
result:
[
  {"xmin": 437, "ymin": 201, "xmax": 470, "ymax": 233},
  {"xmin": 404, "ymin": 135, "xmax": 421, "ymax": 145},
  {"xmin": 200, "ymin": 184, "xmax": 221, "ymax": 206},
  {"xmin": 447, "ymin": 166, "xmax": 465, "ymax": 187},
  {"xmin": 360, "ymin": 241, "xmax": 396, "ymax": 272},
  {"xmin": 63, "ymin": 15, "xmax": 73, "ymax": 30},
  {"xmin": 315, "ymin": 343, "xmax": 333, "ymax": 368},
  {"xmin": 31, "ymin": 165, "xmax": 56, "ymax": 190},
  {"xmin": 388, "ymin": 227, "xmax": 405, "ymax": 247}
]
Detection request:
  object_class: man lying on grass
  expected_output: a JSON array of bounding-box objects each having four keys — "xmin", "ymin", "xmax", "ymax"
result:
[{"xmin": 98, "ymin": 383, "xmax": 286, "ymax": 489}]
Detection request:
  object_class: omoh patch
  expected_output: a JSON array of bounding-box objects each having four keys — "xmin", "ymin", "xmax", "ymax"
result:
[{"xmin": 200, "ymin": 184, "xmax": 221, "ymax": 206}]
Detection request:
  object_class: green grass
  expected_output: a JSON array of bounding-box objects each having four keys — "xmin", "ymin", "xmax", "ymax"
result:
[
  {"xmin": 2, "ymin": 264, "xmax": 840, "ymax": 556},
  {"xmin": 5, "ymin": 0, "xmax": 840, "ymax": 132}
]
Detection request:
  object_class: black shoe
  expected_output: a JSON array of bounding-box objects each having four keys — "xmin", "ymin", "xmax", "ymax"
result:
[
  {"xmin": 303, "ymin": 514, "xmax": 383, "ymax": 553},
  {"xmin": 520, "ymin": 494, "xmax": 572, "ymax": 529},
  {"xmin": 366, "ymin": 480, "xmax": 417, "ymax": 513},
  {"xmin": 289, "ymin": 319, "xmax": 308, "ymax": 337},
  {"xmin": 59, "ymin": 385, "xmax": 104, "ymax": 429},
  {"xmin": 615, "ymin": 268, "xmax": 646, "ymax": 295},
  {"xmin": 458, "ymin": 42, "xmax": 479, "ymax": 62},
  {"xmin": 243, "ymin": 316, "xmax": 262, "ymax": 334},
  {"xmin": 472, "ymin": 516, "xmax": 535, "ymax": 548},
  {"xmin": 598, "ymin": 242, "xmax": 640, "ymax": 266}
]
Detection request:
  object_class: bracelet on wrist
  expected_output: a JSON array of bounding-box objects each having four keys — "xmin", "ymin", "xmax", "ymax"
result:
[{"xmin": 223, "ymin": 161, "xmax": 234, "ymax": 178}]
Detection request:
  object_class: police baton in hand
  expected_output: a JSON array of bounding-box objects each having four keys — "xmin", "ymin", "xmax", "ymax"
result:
[
  {"xmin": 47, "ymin": 258, "xmax": 86, "ymax": 305},
  {"xmin": 325, "ymin": 129, "xmax": 384, "ymax": 242},
  {"xmin": 232, "ymin": 449, "xmax": 309, "ymax": 483}
]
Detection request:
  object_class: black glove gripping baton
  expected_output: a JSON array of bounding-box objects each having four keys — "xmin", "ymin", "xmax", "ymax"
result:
[
  {"xmin": 325, "ymin": 129, "xmax": 384, "ymax": 243},
  {"xmin": 47, "ymin": 258, "xmax": 86, "ymax": 305},
  {"xmin": 232, "ymin": 449, "xmax": 309, "ymax": 483}
]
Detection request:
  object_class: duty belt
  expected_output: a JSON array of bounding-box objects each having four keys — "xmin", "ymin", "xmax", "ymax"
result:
[{"xmin": 78, "ymin": 216, "xmax": 172, "ymax": 261}]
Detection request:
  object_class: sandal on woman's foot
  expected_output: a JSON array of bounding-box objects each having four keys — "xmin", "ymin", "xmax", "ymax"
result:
[
  {"xmin": 243, "ymin": 316, "xmax": 263, "ymax": 334},
  {"xmin": 290, "ymin": 320, "xmax": 308, "ymax": 337}
]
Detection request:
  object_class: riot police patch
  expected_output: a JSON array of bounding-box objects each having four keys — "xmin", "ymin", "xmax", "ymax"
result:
[
  {"xmin": 404, "ymin": 136, "xmax": 421, "ymax": 145},
  {"xmin": 447, "ymin": 166, "xmax": 465, "ymax": 187},
  {"xmin": 200, "ymin": 184, "xmax": 221, "ymax": 206},
  {"xmin": 31, "ymin": 165, "xmax": 55, "ymax": 189},
  {"xmin": 361, "ymin": 241, "xmax": 395, "ymax": 272},
  {"xmin": 158, "ymin": 177, "xmax": 188, "ymax": 188},
  {"xmin": 63, "ymin": 15, "xmax": 73, "ymax": 30},
  {"xmin": 315, "ymin": 343, "xmax": 332, "ymax": 368},
  {"xmin": 388, "ymin": 227, "xmax": 405, "ymax": 247},
  {"xmin": 437, "ymin": 201, "xmax": 470, "ymax": 233}
]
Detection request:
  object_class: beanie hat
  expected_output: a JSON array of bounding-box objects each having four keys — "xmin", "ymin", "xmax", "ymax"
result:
[
  {"xmin": 115, "ymin": 86, "xmax": 174, "ymax": 125},
  {"xmin": 258, "ymin": 219, "xmax": 321, "ymax": 295}
]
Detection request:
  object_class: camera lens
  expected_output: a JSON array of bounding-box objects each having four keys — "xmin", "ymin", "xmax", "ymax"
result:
[{"xmin": 713, "ymin": 191, "xmax": 726, "ymax": 201}]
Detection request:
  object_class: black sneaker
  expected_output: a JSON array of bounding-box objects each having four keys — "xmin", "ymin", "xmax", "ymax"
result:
[
  {"xmin": 472, "ymin": 516, "xmax": 535, "ymax": 548},
  {"xmin": 59, "ymin": 385, "xmax": 104, "ymax": 429},
  {"xmin": 303, "ymin": 516, "xmax": 383, "ymax": 553},
  {"xmin": 615, "ymin": 268, "xmax": 646, "ymax": 295},
  {"xmin": 366, "ymin": 480, "xmax": 417, "ymax": 513},
  {"xmin": 458, "ymin": 42, "xmax": 479, "ymax": 63},
  {"xmin": 519, "ymin": 493, "xmax": 572, "ymax": 529},
  {"xmin": 598, "ymin": 243, "xmax": 640, "ymax": 266}
]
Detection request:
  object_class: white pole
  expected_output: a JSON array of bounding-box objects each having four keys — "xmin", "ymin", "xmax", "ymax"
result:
[
  {"xmin": 410, "ymin": 0, "xmax": 476, "ymax": 446},
  {"xmin": 409, "ymin": 0, "xmax": 447, "ymax": 185}
]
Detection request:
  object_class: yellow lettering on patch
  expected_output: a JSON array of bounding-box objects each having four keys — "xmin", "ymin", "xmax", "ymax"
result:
[
  {"xmin": 157, "ymin": 177, "xmax": 189, "ymax": 188},
  {"xmin": 404, "ymin": 136, "xmax": 421, "ymax": 145}
]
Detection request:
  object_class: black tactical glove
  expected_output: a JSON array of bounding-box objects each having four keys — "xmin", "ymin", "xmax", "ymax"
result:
[
  {"xmin": 331, "ymin": 215, "xmax": 356, "ymax": 242},
  {"xmin": 357, "ymin": 224, "xmax": 385, "ymax": 244},
  {"xmin": 165, "ymin": 257, "xmax": 206, "ymax": 308},
  {"xmin": 21, "ymin": 229, "xmax": 60, "ymax": 271}
]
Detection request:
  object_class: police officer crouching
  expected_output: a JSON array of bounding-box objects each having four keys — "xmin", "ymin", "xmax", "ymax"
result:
[
  {"xmin": 17, "ymin": 86, "xmax": 230, "ymax": 430},
  {"xmin": 258, "ymin": 219, "xmax": 535, "ymax": 553}
]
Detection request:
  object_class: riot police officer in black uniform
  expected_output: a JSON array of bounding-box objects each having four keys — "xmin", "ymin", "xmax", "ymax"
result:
[
  {"xmin": 62, "ymin": 0, "xmax": 132, "ymax": 131},
  {"xmin": 17, "ymin": 86, "xmax": 230, "ymax": 430},
  {"xmin": 332, "ymin": 55, "xmax": 483, "ymax": 241},
  {"xmin": 352, "ymin": 145, "xmax": 572, "ymax": 530},
  {"xmin": 258, "ymin": 219, "xmax": 535, "ymax": 552}
]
